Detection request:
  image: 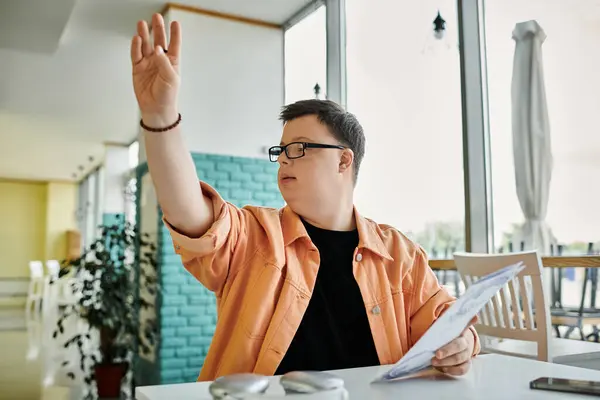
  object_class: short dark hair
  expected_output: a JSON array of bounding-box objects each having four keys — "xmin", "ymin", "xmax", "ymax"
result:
[{"xmin": 279, "ymin": 99, "xmax": 366, "ymax": 183}]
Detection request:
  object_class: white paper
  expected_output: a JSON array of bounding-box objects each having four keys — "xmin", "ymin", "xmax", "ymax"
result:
[{"xmin": 373, "ymin": 262, "xmax": 526, "ymax": 382}]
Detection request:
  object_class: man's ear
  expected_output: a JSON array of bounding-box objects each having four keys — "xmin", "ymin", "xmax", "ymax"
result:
[{"xmin": 339, "ymin": 149, "xmax": 354, "ymax": 173}]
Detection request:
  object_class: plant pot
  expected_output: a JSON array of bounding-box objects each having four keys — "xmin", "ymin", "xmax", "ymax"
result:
[{"xmin": 95, "ymin": 362, "xmax": 127, "ymax": 398}]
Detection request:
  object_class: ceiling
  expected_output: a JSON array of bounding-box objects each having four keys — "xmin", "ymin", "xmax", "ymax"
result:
[{"xmin": 0, "ymin": 0, "xmax": 312, "ymax": 182}]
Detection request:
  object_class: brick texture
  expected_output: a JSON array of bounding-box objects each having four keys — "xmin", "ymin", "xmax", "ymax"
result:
[{"xmin": 159, "ymin": 153, "xmax": 284, "ymax": 384}]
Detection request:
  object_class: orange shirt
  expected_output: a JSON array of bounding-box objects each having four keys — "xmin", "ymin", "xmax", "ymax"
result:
[{"xmin": 165, "ymin": 182, "xmax": 480, "ymax": 381}]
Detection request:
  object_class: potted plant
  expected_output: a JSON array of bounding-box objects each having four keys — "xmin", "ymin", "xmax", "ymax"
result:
[{"xmin": 53, "ymin": 216, "xmax": 160, "ymax": 399}]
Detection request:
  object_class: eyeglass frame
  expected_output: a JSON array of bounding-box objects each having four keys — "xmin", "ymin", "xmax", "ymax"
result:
[{"xmin": 268, "ymin": 142, "xmax": 346, "ymax": 162}]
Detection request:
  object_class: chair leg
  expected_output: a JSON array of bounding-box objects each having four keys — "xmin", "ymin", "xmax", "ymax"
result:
[
  {"xmin": 554, "ymin": 325, "xmax": 561, "ymax": 338},
  {"xmin": 586, "ymin": 332, "xmax": 599, "ymax": 342},
  {"xmin": 25, "ymin": 280, "xmax": 36, "ymax": 321}
]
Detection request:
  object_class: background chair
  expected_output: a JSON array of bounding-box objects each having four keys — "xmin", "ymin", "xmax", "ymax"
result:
[
  {"xmin": 548, "ymin": 243, "xmax": 600, "ymax": 341},
  {"xmin": 42, "ymin": 261, "xmax": 73, "ymax": 313},
  {"xmin": 40, "ymin": 260, "xmax": 87, "ymax": 396},
  {"xmin": 25, "ymin": 261, "xmax": 44, "ymax": 321},
  {"xmin": 454, "ymin": 251, "xmax": 553, "ymax": 361},
  {"xmin": 454, "ymin": 250, "xmax": 600, "ymax": 363},
  {"xmin": 25, "ymin": 261, "xmax": 45, "ymax": 361}
]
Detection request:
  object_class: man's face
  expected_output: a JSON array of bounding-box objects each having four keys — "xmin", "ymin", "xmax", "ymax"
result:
[{"xmin": 275, "ymin": 115, "xmax": 352, "ymax": 214}]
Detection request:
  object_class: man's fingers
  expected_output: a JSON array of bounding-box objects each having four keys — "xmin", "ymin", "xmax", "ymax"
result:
[
  {"xmin": 152, "ymin": 13, "xmax": 168, "ymax": 50},
  {"xmin": 137, "ymin": 20, "xmax": 153, "ymax": 57},
  {"xmin": 432, "ymin": 325, "xmax": 475, "ymax": 371},
  {"xmin": 438, "ymin": 360, "xmax": 472, "ymax": 376},
  {"xmin": 432, "ymin": 348, "xmax": 471, "ymax": 367},
  {"xmin": 168, "ymin": 21, "xmax": 182, "ymax": 61},
  {"xmin": 435, "ymin": 336, "xmax": 468, "ymax": 359},
  {"xmin": 130, "ymin": 35, "xmax": 143, "ymax": 65}
]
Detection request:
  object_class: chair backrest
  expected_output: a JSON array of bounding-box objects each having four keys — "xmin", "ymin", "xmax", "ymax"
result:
[
  {"xmin": 29, "ymin": 261, "xmax": 44, "ymax": 279},
  {"xmin": 453, "ymin": 251, "xmax": 552, "ymax": 362},
  {"xmin": 46, "ymin": 260, "xmax": 61, "ymax": 278}
]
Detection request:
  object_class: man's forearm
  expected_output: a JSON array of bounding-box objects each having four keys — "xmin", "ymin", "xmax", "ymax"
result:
[
  {"xmin": 132, "ymin": 15, "xmax": 214, "ymax": 238},
  {"xmin": 143, "ymin": 123, "xmax": 213, "ymax": 238}
]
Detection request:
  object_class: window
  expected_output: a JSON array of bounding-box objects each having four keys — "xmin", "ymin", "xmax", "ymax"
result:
[
  {"xmin": 284, "ymin": 5, "xmax": 327, "ymax": 104},
  {"xmin": 346, "ymin": 0, "xmax": 466, "ymax": 257},
  {"xmin": 126, "ymin": 141, "xmax": 140, "ymax": 226},
  {"xmin": 129, "ymin": 140, "xmax": 140, "ymax": 169},
  {"xmin": 77, "ymin": 167, "xmax": 103, "ymax": 250},
  {"xmin": 485, "ymin": 0, "xmax": 600, "ymax": 255},
  {"xmin": 77, "ymin": 175, "xmax": 88, "ymax": 249}
]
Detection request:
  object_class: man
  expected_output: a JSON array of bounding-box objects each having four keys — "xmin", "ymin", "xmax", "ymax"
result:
[{"xmin": 131, "ymin": 13, "xmax": 480, "ymax": 381}]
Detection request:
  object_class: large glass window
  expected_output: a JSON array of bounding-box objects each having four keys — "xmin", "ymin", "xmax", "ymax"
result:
[
  {"xmin": 485, "ymin": 0, "xmax": 600, "ymax": 255},
  {"xmin": 284, "ymin": 5, "xmax": 327, "ymax": 104},
  {"xmin": 346, "ymin": 0, "xmax": 466, "ymax": 257},
  {"xmin": 77, "ymin": 167, "xmax": 103, "ymax": 250},
  {"xmin": 128, "ymin": 140, "xmax": 140, "ymax": 170},
  {"xmin": 126, "ymin": 140, "xmax": 140, "ymax": 227}
]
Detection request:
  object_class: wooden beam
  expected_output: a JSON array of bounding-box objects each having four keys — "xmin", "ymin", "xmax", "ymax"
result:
[
  {"xmin": 541, "ymin": 256, "xmax": 600, "ymax": 268},
  {"xmin": 161, "ymin": 3, "xmax": 282, "ymax": 30},
  {"xmin": 429, "ymin": 259, "xmax": 457, "ymax": 270},
  {"xmin": 429, "ymin": 256, "xmax": 600, "ymax": 270}
]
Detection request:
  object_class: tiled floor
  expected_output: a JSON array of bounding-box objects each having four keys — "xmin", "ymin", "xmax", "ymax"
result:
[
  {"xmin": 0, "ymin": 329, "xmax": 43, "ymax": 400},
  {"xmin": 0, "ymin": 305, "xmax": 82, "ymax": 400},
  {"xmin": 0, "ymin": 303, "xmax": 54, "ymax": 400}
]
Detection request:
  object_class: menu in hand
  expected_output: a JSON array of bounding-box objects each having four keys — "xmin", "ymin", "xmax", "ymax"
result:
[{"xmin": 373, "ymin": 261, "xmax": 526, "ymax": 382}]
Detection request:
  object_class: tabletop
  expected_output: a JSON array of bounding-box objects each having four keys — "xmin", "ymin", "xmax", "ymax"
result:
[
  {"xmin": 485, "ymin": 337, "xmax": 600, "ymax": 360},
  {"xmin": 135, "ymin": 354, "xmax": 600, "ymax": 399}
]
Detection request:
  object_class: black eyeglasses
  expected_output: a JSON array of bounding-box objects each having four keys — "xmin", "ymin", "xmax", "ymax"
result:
[{"xmin": 268, "ymin": 142, "xmax": 345, "ymax": 162}]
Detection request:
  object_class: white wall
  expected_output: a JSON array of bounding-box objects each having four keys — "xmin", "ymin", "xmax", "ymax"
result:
[{"xmin": 140, "ymin": 9, "xmax": 284, "ymax": 160}]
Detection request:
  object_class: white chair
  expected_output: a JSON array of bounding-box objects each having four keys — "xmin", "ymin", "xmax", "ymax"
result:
[
  {"xmin": 25, "ymin": 261, "xmax": 45, "ymax": 361},
  {"xmin": 44, "ymin": 260, "xmax": 76, "ymax": 311},
  {"xmin": 41, "ymin": 260, "xmax": 86, "ymax": 393},
  {"xmin": 25, "ymin": 261, "xmax": 44, "ymax": 321},
  {"xmin": 42, "ymin": 259, "xmax": 78, "ymax": 349},
  {"xmin": 454, "ymin": 251, "xmax": 552, "ymax": 361},
  {"xmin": 42, "ymin": 260, "xmax": 59, "ymax": 323},
  {"xmin": 46, "ymin": 259, "xmax": 60, "ymax": 277},
  {"xmin": 454, "ymin": 251, "xmax": 600, "ymax": 363}
]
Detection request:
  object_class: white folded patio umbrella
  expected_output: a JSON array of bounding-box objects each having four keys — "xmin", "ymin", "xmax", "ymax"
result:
[{"xmin": 511, "ymin": 20, "xmax": 554, "ymax": 255}]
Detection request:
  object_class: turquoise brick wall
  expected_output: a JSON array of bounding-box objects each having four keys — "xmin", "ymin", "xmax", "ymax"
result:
[
  {"xmin": 102, "ymin": 212, "xmax": 125, "ymax": 227},
  {"xmin": 159, "ymin": 153, "xmax": 284, "ymax": 384},
  {"xmin": 102, "ymin": 213, "xmax": 126, "ymax": 264}
]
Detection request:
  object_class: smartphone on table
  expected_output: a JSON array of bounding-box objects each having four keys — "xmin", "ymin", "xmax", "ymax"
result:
[{"xmin": 530, "ymin": 377, "xmax": 600, "ymax": 396}]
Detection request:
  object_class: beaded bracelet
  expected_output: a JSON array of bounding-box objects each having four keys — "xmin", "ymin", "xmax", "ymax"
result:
[{"xmin": 140, "ymin": 113, "xmax": 182, "ymax": 132}]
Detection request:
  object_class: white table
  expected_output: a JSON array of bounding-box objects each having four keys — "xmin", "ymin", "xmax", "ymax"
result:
[{"xmin": 136, "ymin": 354, "xmax": 600, "ymax": 399}]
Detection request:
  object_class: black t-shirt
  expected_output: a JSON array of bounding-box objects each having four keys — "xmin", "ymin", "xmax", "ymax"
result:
[{"xmin": 275, "ymin": 218, "xmax": 381, "ymax": 374}]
